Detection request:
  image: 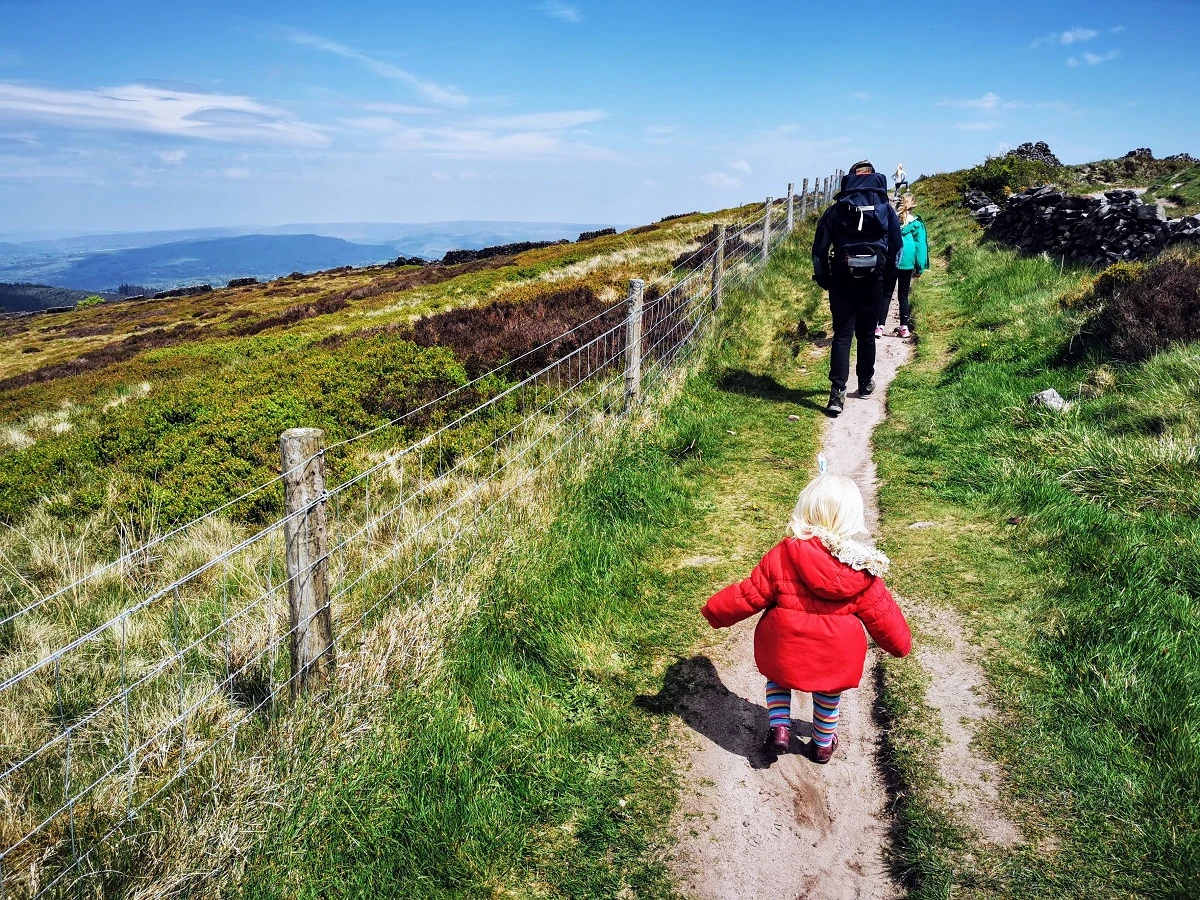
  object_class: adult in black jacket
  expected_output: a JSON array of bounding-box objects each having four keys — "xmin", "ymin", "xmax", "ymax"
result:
[{"xmin": 811, "ymin": 161, "xmax": 902, "ymax": 415}]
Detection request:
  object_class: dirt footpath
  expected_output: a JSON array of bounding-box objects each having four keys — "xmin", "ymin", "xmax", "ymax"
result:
[{"xmin": 670, "ymin": 315, "xmax": 911, "ymax": 900}]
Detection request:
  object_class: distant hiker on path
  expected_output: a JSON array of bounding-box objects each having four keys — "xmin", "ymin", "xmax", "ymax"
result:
[
  {"xmin": 811, "ymin": 160, "xmax": 902, "ymax": 415},
  {"xmin": 893, "ymin": 163, "xmax": 908, "ymax": 200},
  {"xmin": 877, "ymin": 194, "xmax": 929, "ymax": 339},
  {"xmin": 701, "ymin": 474, "xmax": 912, "ymax": 763}
]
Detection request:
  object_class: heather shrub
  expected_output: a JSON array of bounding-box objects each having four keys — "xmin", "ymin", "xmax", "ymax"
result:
[
  {"xmin": 409, "ymin": 285, "xmax": 625, "ymax": 378},
  {"xmin": 1083, "ymin": 250, "xmax": 1200, "ymax": 361}
]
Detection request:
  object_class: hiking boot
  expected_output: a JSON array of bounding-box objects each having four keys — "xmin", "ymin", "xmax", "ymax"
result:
[
  {"xmin": 811, "ymin": 733, "xmax": 839, "ymax": 764},
  {"xmin": 897, "ymin": 325, "xmax": 912, "ymax": 338},
  {"xmin": 766, "ymin": 725, "xmax": 791, "ymax": 752},
  {"xmin": 826, "ymin": 388, "xmax": 846, "ymax": 415},
  {"xmin": 859, "ymin": 378, "xmax": 876, "ymax": 396},
  {"xmin": 874, "ymin": 325, "xmax": 884, "ymax": 338}
]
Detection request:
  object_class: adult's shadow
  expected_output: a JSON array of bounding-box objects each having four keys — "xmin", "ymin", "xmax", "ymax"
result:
[
  {"xmin": 717, "ymin": 370, "xmax": 827, "ymax": 413},
  {"xmin": 635, "ymin": 655, "xmax": 812, "ymax": 770}
]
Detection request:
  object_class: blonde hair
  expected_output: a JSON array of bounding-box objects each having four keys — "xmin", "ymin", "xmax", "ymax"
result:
[{"xmin": 788, "ymin": 474, "xmax": 867, "ymax": 539}]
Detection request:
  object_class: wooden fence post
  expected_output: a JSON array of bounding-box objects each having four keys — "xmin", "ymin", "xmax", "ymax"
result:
[
  {"xmin": 762, "ymin": 197, "xmax": 772, "ymax": 258},
  {"xmin": 786, "ymin": 182, "xmax": 795, "ymax": 232},
  {"xmin": 800, "ymin": 178, "xmax": 809, "ymax": 218},
  {"xmin": 710, "ymin": 223, "xmax": 726, "ymax": 313},
  {"xmin": 279, "ymin": 428, "xmax": 335, "ymax": 695},
  {"xmin": 623, "ymin": 278, "xmax": 644, "ymax": 408}
]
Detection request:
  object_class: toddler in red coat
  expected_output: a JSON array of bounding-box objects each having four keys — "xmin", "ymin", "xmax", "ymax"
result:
[{"xmin": 701, "ymin": 473, "xmax": 911, "ymax": 762}]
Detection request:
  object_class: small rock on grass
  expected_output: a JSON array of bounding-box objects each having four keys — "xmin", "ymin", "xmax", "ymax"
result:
[
  {"xmin": 787, "ymin": 414, "xmax": 800, "ymax": 422},
  {"xmin": 1030, "ymin": 388, "xmax": 1069, "ymax": 411},
  {"xmin": 908, "ymin": 521, "xmax": 935, "ymax": 529}
]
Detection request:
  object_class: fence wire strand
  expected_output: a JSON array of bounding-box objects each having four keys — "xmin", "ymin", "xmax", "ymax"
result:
[{"xmin": 0, "ymin": 179, "xmax": 833, "ymax": 898}]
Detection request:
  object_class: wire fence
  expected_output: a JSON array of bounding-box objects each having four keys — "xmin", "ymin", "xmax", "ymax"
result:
[{"xmin": 0, "ymin": 179, "xmax": 835, "ymax": 898}]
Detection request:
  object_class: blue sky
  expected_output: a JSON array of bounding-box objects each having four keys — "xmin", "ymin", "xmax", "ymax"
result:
[{"xmin": 1, "ymin": 0, "xmax": 1198, "ymax": 235}]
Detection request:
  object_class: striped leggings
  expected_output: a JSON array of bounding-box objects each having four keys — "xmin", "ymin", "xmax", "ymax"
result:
[{"xmin": 765, "ymin": 681, "xmax": 842, "ymax": 749}]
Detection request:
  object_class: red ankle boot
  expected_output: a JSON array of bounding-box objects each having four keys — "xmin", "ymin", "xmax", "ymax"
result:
[
  {"xmin": 811, "ymin": 733, "xmax": 839, "ymax": 764},
  {"xmin": 767, "ymin": 725, "xmax": 791, "ymax": 752}
]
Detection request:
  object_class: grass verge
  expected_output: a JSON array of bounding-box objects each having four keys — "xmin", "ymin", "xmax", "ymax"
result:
[
  {"xmin": 218, "ymin": 225, "xmax": 831, "ymax": 897},
  {"xmin": 873, "ymin": 179, "xmax": 1200, "ymax": 898}
]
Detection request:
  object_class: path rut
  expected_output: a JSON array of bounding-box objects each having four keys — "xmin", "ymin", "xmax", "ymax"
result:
[{"xmin": 670, "ymin": 305, "xmax": 911, "ymax": 900}]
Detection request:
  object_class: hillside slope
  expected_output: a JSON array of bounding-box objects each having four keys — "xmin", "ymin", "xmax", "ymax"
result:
[
  {"xmin": 3, "ymin": 233, "xmax": 401, "ymax": 292},
  {"xmin": 873, "ymin": 169, "xmax": 1200, "ymax": 898},
  {"xmin": 0, "ymin": 203, "xmax": 757, "ymax": 528}
]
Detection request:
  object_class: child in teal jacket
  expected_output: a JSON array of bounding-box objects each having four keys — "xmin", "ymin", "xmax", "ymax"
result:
[{"xmin": 877, "ymin": 200, "xmax": 929, "ymax": 338}]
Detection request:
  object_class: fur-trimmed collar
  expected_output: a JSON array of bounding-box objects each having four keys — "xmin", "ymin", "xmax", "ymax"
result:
[{"xmin": 788, "ymin": 524, "xmax": 890, "ymax": 577}]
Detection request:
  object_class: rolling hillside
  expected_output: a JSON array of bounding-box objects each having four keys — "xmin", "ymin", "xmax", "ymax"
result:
[
  {"xmin": 0, "ymin": 202, "xmax": 760, "ymax": 526},
  {"xmin": 2, "ymin": 234, "xmax": 400, "ymax": 292},
  {"xmin": 0, "ymin": 220, "xmax": 614, "ymax": 293}
]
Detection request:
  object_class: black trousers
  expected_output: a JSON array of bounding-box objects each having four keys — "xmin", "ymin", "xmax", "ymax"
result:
[
  {"xmin": 879, "ymin": 269, "xmax": 913, "ymax": 328},
  {"xmin": 828, "ymin": 275, "xmax": 884, "ymax": 392}
]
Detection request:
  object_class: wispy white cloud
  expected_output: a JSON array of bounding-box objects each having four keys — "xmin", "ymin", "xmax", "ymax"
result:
[
  {"xmin": 358, "ymin": 102, "xmax": 442, "ymax": 116},
  {"xmin": 156, "ymin": 148, "xmax": 187, "ymax": 164},
  {"xmin": 343, "ymin": 107, "xmax": 615, "ymax": 161},
  {"xmin": 944, "ymin": 91, "xmax": 1001, "ymax": 110},
  {"xmin": 853, "ymin": 91, "xmax": 871, "ymax": 101},
  {"xmin": 0, "ymin": 81, "xmax": 330, "ymax": 146},
  {"xmin": 471, "ymin": 110, "xmax": 605, "ymax": 129},
  {"xmin": 940, "ymin": 91, "xmax": 1087, "ymax": 130},
  {"xmin": 0, "ymin": 153, "xmax": 90, "ymax": 180},
  {"xmin": 729, "ymin": 159, "xmax": 751, "ymax": 173},
  {"xmin": 1110, "ymin": 25, "xmax": 1126, "ymax": 34},
  {"xmin": 1081, "ymin": 49, "xmax": 1121, "ymax": 65},
  {"xmin": 223, "ymin": 167, "xmax": 252, "ymax": 179},
  {"xmin": 373, "ymin": 123, "xmax": 617, "ymax": 161},
  {"xmin": 1060, "ymin": 26, "xmax": 1099, "ymax": 44},
  {"xmin": 701, "ymin": 171, "xmax": 740, "ymax": 188},
  {"xmin": 646, "ymin": 124, "xmax": 676, "ymax": 135},
  {"xmin": 284, "ymin": 29, "xmax": 468, "ymax": 106},
  {"xmin": 1031, "ymin": 26, "xmax": 1100, "ymax": 48},
  {"xmin": 536, "ymin": 1, "xmax": 583, "ymax": 22}
]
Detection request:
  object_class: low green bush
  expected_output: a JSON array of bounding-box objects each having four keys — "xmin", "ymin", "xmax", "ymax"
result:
[{"xmin": 963, "ymin": 155, "xmax": 1061, "ymax": 199}]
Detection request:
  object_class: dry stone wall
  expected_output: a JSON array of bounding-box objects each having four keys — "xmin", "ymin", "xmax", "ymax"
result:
[{"xmin": 965, "ymin": 185, "xmax": 1200, "ymax": 267}]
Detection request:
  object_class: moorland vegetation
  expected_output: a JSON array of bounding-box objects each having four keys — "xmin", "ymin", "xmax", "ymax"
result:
[{"xmin": 875, "ymin": 161, "xmax": 1200, "ymax": 898}]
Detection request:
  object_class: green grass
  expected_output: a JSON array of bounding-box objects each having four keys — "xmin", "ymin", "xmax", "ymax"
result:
[
  {"xmin": 873, "ymin": 178, "xmax": 1200, "ymax": 898},
  {"xmin": 1144, "ymin": 164, "xmax": 1200, "ymax": 218},
  {"xmin": 0, "ymin": 208, "xmax": 802, "ymax": 899},
  {"xmin": 0, "ymin": 205, "xmax": 758, "ymax": 535},
  {"xmin": 228, "ymin": 227, "xmax": 830, "ymax": 898}
]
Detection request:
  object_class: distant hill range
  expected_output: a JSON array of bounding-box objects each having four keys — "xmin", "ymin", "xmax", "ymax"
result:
[
  {"xmin": 0, "ymin": 283, "xmax": 118, "ymax": 314},
  {"xmin": 0, "ymin": 221, "xmax": 613, "ymax": 298}
]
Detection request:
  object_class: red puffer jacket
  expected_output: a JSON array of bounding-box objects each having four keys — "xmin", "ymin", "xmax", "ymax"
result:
[{"xmin": 701, "ymin": 536, "xmax": 911, "ymax": 692}]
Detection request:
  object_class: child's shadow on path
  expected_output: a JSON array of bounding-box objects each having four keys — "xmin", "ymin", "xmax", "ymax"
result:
[{"xmin": 635, "ymin": 655, "xmax": 811, "ymax": 770}]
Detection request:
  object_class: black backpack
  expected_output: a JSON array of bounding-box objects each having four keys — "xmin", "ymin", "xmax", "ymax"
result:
[
  {"xmin": 830, "ymin": 171, "xmax": 897, "ymax": 278},
  {"xmin": 831, "ymin": 197, "xmax": 890, "ymax": 278}
]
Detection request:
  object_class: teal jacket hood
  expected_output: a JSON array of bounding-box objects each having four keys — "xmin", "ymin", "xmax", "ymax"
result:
[{"xmin": 897, "ymin": 216, "xmax": 929, "ymax": 272}]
